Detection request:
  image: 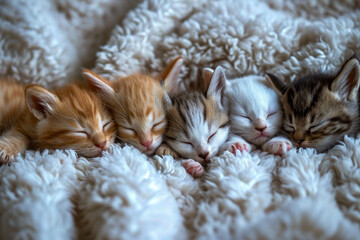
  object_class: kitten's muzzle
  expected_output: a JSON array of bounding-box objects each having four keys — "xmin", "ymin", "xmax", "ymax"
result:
[
  {"xmin": 198, "ymin": 151, "xmax": 209, "ymax": 162},
  {"xmin": 140, "ymin": 139, "xmax": 153, "ymax": 150},
  {"xmin": 95, "ymin": 141, "xmax": 107, "ymax": 150}
]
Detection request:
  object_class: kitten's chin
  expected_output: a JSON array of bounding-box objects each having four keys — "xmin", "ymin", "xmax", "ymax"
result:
[
  {"xmin": 143, "ymin": 148, "xmax": 156, "ymax": 156},
  {"xmin": 79, "ymin": 150, "xmax": 103, "ymax": 158},
  {"xmin": 251, "ymin": 135, "xmax": 270, "ymax": 146}
]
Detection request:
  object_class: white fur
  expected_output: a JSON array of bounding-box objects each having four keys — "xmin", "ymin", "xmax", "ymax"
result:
[
  {"xmin": 167, "ymin": 71, "xmax": 229, "ymax": 163},
  {"xmin": 226, "ymin": 75, "xmax": 283, "ymax": 146},
  {"xmin": 1, "ymin": 0, "xmax": 360, "ymax": 238},
  {"xmin": 167, "ymin": 103, "xmax": 230, "ymax": 163}
]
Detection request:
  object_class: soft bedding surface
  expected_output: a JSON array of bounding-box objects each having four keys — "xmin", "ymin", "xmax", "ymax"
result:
[{"xmin": 1, "ymin": 0, "xmax": 360, "ymax": 239}]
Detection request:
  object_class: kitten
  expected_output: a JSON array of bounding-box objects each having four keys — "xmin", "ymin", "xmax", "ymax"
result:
[
  {"xmin": 267, "ymin": 57, "xmax": 360, "ymax": 152},
  {"xmin": 156, "ymin": 66, "xmax": 230, "ymax": 178},
  {"xmin": 83, "ymin": 57, "xmax": 183, "ymax": 155},
  {"xmin": 203, "ymin": 67, "xmax": 292, "ymax": 156},
  {"xmin": 0, "ymin": 82, "xmax": 116, "ymax": 164}
]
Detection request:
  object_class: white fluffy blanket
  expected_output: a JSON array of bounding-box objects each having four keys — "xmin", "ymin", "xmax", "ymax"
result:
[{"xmin": 1, "ymin": 0, "xmax": 360, "ymax": 239}]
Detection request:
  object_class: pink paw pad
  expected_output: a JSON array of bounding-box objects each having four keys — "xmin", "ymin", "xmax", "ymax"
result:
[
  {"xmin": 183, "ymin": 161, "xmax": 204, "ymax": 178},
  {"xmin": 275, "ymin": 142, "xmax": 292, "ymax": 156},
  {"xmin": 231, "ymin": 142, "xmax": 248, "ymax": 155}
]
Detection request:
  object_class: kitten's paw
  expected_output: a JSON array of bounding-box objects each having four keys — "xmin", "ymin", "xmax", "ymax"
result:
[
  {"xmin": 262, "ymin": 139, "xmax": 292, "ymax": 156},
  {"xmin": 0, "ymin": 142, "xmax": 17, "ymax": 164},
  {"xmin": 156, "ymin": 144, "xmax": 179, "ymax": 159},
  {"xmin": 229, "ymin": 141, "xmax": 252, "ymax": 155},
  {"xmin": 182, "ymin": 159, "xmax": 204, "ymax": 178}
]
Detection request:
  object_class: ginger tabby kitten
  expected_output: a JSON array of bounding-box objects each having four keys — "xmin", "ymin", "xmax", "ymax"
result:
[
  {"xmin": 0, "ymin": 81, "xmax": 116, "ymax": 164},
  {"xmin": 83, "ymin": 57, "xmax": 183, "ymax": 155}
]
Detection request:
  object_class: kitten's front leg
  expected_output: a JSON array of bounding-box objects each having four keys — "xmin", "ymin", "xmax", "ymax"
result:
[
  {"xmin": 0, "ymin": 129, "xmax": 29, "ymax": 164},
  {"xmin": 182, "ymin": 159, "xmax": 204, "ymax": 178},
  {"xmin": 156, "ymin": 143, "xmax": 179, "ymax": 159},
  {"xmin": 223, "ymin": 135, "xmax": 252, "ymax": 155},
  {"xmin": 262, "ymin": 136, "xmax": 293, "ymax": 156}
]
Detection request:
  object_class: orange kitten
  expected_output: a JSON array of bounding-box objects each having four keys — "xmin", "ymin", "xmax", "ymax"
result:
[
  {"xmin": 0, "ymin": 82, "xmax": 116, "ymax": 164},
  {"xmin": 83, "ymin": 57, "xmax": 183, "ymax": 155}
]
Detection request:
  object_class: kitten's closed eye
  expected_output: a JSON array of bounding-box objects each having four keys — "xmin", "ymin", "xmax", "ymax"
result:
[
  {"xmin": 73, "ymin": 131, "xmax": 89, "ymax": 138},
  {"xmin": 102, "ymin": 121, "xmax": 112, "ymax": 131},
  {"xmin": 237, "ymin": 114, "xmax": 251, "ymax": 120},
  {"xmin": 119, "ymin": 125, "xmax": 137, "ymax": 136},
  {"xmin": 307, "ymin": 123, "xmax": 324, "ymax": 133},
  {"xmin": 182, "ymin": 141, "xmax": 193, "ymax": 147},
  {"xmin": 207, "ymin": 131, "xmax": 217, "ymax": 143},
  {"xmin": 266, "ymin": 111, "xmax": 277, "ymax": 119},
  {"xmin": 152, "ymin": 120, "xmax": 166, "ymax": 131},
  {"xmin": 284, "ymin": 123, "xmax": 295, "ymax": 132}
]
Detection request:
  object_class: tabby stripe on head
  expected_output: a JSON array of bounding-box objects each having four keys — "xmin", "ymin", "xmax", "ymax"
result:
[
  {"xmin": 175, "ymin": 101, "xmax": 188, "ymax": 125},
  {"xmin": 199, "ymin": 96, "xmax": 207, "ymax": 120},
  {"xmin": 165, "ymin": 136, "xmax": 176, "ymax": 141},
  {"xmin": 42, "ymin": 129, "xmax": 73, "ymax": 140},
  {"xmin": 219, "ymin": 120, "xmax": 230, "ymax": 129},
  {"xmin": 329, "ymin": 116, "xmax": 352, "ymax": 124}
]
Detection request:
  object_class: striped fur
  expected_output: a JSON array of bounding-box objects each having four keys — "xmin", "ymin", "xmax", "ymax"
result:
[
  {"xmin": 164, "ymin": 91, "xmax": 230, "ymax": 163},
  {"xmin": 0, "ymin": 79, "xmax": 26, "ymax": 134},
  {"xmin": 0, "ymin": 82, "xmax": 116, "ymax": 163},
  {"xmin": 268, "ymin": 57, "xmax": 360, "ymax": 152}
]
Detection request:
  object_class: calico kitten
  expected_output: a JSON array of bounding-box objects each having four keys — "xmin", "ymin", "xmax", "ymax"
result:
[
  {"xmin": 0, "ymin": 82, "xmax": 116, "ymax": 164},
  {"xmin": 83, "ymin": 57, "xmax": 183, "ymax": 155},
  {"xmin": 156, "ymin": 66, "xmax": 230, "ymax": 178},
  {"xmin": 203, "ymin": 67, "xmax": 292, "ymax": 156},
  {"xmin": 267, "ymin": 57, "xmax": 360, "ymax": 152}
]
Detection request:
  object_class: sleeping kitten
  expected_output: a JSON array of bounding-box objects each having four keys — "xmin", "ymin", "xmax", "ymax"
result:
[
  {"xmin": 156, "ymin": 66, "xmax": 230, "ymax": 177},
  {"xmin": 203, "ymin": 67, "xmax": 292, "ymax": 156},
  {"xmin": 83, "ymin": 57, "xmax": 183, "ymax": 155},
  {"xmin": 267, "ymin": 57, "xmax": 360, "ymax": 152},
  {"xmin": 0, "ymin": 82, "xmax": 116, "ymax": 164}
]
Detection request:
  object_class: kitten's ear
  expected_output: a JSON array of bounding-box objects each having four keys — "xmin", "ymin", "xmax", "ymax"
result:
[
  {"xmin": 202, "ymin": 67, "xmax": 214, "ymax": 90},
  {"xmin": 26, "ymin": 85, "xmax": 59, "ymax": 120},
  {"xmin": 82, "ymin": 69, "xmax": 114, "ymax": 98},
  {"xmin": 161, "ymin": 56, "xmax": 183, "ymax": 97},
  {"xmin": 331, "ymin": 58, "xmax": 360, "ymax": 101},
  {"xmin": 206, "ymin": 66, "xmax": 226, "ymax": 100},
  {"xmin": 266, "ymin": 73, "xmax": 286, "ymax": 95}
]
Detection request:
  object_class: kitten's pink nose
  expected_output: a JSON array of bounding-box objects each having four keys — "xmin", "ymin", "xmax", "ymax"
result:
[
  {"xmin": 198, "ymin": 151, "xmax": 209, "ymax": 161},
  {"xmin": 255, "ymin": 126, "xmax": 267, "ymax": 132},
  {"xmin": 141, "ymin": 140, "xmax": 153, "ymax": 150},
  {"xmin": 95, "ymin": 141, "xmax": 107, "ymax": 150},
  {"xmin": 254, "ymin": 118, "xmax": 267, "ymax": 132}
]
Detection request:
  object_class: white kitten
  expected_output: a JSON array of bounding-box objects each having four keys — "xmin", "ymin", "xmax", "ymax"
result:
[{"xmin": 203, "ymin": 67, "xmax": 292, "ymax": 156}]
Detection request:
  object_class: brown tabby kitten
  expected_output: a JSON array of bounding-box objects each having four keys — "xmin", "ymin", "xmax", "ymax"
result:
[
  {"xmin": 0, "ymin": 82, "xmax": 116, "ymax": 164},
  {"xmin": 267, "ymin": 57, "xmax": 360, "ymax": 152},
  {"xmin": 83, "ymin": 57, "xmax": 183, "ymax": 155}
]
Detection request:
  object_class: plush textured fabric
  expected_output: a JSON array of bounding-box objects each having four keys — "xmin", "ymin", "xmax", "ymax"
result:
[{"xmin": 1, "ymin": 0, "xmax": 360, "ymax": 239}]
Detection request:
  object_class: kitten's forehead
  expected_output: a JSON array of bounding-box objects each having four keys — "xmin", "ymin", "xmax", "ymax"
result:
[
  {"xmin": 168, "ymin": 92, "xmax": 228, "ymax": 138},
  {"xmin": 112, "ymin": 75, "xmax": 165, "ymax": 121},
  {"xmin": 283, "ymin": 76, "xmax": 333, "ymax": 118},
  {"xmin": 227, "ymin": 77, "xmax": 278, "ymax": 116}
]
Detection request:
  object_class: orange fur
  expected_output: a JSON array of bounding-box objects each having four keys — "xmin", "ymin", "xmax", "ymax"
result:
[
  {"xmin": 83, "ymin": 57, "xmax": 183, "ymax": 155},
  {"xmin": 0, "ymin": 79, "xmax": 26, "ymax": 133},
  {"xmin": 0, "ymin": 81, "xmax": 116, "ymax": 164}
]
